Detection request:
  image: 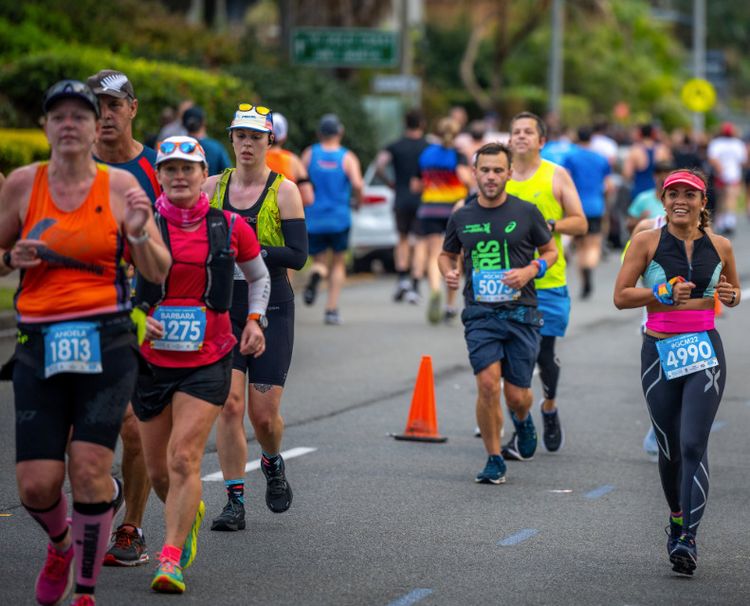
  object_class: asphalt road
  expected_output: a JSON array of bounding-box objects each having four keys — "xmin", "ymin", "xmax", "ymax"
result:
[{"xmin": 1, "ymin": 227, "xmax": 749, "ymax": 605}]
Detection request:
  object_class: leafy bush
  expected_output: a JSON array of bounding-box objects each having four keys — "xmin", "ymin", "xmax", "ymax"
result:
[
  {"xmin": 0, "ymin": 129, "xmax": 49, "ymax": 174},
  {"xmin": 0, "ymin": 47, "xmax": 255, "ymax": 145}
]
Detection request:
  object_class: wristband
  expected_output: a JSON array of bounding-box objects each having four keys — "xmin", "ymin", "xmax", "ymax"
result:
[
  {"xmin": 127, "ymin": 230, "xmax": 150, "ymax": 246},
  {"xmin": 2, "ymin": 250, "xmax": 13, "ymax": 270},
  {"xmin": 730, "ymin": 290, "xmax": 737, "ymax": 305},
  {"xmin": 531, "ymin": 259, "xmax": 547, "ymax": 278},
  {"xmin": 653, "ymin": 276, "xmax": 685, "ymax": 305}
]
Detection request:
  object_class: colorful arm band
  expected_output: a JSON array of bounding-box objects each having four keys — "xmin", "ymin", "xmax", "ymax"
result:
[
  {"xmin": 653, "ymin": 276, "xmax": 685, "ymax": 306},
  {"xmin": 531, "ymin": 259, "xmax": 547, "ymax": 278}
]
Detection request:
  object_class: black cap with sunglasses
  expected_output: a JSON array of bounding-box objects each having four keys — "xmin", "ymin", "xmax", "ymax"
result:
[{"xmin": 42, "ymin": 80, "xmax": 100, "ymax": 117}]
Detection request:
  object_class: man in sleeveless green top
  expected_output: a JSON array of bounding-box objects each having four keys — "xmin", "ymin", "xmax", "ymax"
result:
[{"xmin": 505, "ymin": 112, "xmax": 587, "ymax": 457}]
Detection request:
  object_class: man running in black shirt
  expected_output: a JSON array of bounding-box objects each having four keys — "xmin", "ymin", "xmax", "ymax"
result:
[
  {"xmin": 439, "ymin": 143, "xmax": 557, "ymax": 484},
  {"xmin": 375, "ymin": 109, "xmax": 429, "ymax": 302}
]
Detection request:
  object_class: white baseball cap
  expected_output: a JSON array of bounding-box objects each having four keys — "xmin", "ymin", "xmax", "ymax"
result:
[
  {"xmin": 228, "ymin": 103, "xmax": 274, "ymax": 133},
  {"xmin": 156, "ymin": 136, "xmax": 207, "ymax": 166}
]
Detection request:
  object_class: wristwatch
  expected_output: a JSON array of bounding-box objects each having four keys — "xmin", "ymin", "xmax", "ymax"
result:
[
  {"xmin": 547, "ymin": 219, "xmax": 556, "ymax": 232},
  {"xmin": 247, "ymin": 313, "xmax": 268, "ymax": 330},
  {"xmin": 2, "ymin": 250, "xmax": 13, "ymax": 269}
]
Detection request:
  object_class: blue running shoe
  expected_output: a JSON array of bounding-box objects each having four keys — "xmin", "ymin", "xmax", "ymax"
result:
[
  {"xmin": 669, "ymin": 533, "xmax": 697, "ymax": 576},
  {"xmin": 475, "ymin": 455, "xmax": 507, "ymax": 484},
  {"xmin": 643, "ymin": 427, "xmax": 659, "ymax": 458},
  {"xmin": 665, "ymin": 517, "xmax": 682, "ymax": 555},
  {"xmin": 501, "ymin": 413, "xmax": 537, "ymax": 461}
]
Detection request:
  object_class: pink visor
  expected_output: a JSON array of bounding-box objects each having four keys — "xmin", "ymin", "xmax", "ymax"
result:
[{"xmin": 663, "ymin": 171, "xmax": 706, "ymax": 193}]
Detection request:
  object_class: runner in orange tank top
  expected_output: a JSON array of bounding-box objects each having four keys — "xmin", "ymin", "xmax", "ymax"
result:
[
  {"xmin": 0, "ymin": 80, "xmax": 170, "ymax": 606},
  {"xmin": 267, "ymin": 113, "xmax": 313, "ymax": 206}
]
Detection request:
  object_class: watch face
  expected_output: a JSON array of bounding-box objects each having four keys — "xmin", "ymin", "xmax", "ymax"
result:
[{"xmin": 259, "ymin": 316, "xmax": 268, "ymax": 329}]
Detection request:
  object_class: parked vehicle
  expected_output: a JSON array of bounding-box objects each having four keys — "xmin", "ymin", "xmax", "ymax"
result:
[{"xmin": 349, "ymin": 162, "xmax": 397, "ymax": 273}]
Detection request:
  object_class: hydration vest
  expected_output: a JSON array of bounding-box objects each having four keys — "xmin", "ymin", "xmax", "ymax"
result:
[
  {"xmin": 135, "ymin": 208, "xmax": 237, "ymax": 312},
  {"xmin": 210, "ymin": 168, "xmax": 285, "ymax": 247}
]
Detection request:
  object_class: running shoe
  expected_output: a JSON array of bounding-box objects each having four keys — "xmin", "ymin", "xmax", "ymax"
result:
[
  {"xmin": 179, "ymin": 500, "xmax": 205, "ymax": 570},
  {"xmin": 643, "ymin": 426, "xmax": 659, "ymax": 458},
  {"xmin": 665, "ymin": 517, "xmax": 682, "ymax": 555},
  {"xmin": 324, "ymin": 309, "xmax": 343, "ymax": 325},
  {"xmin": 69, "ymin": 595, "xmax": 95, "ymax": 606},
  {"xmin": 36, "ymin": 542, "xmax": 74, "ymax": 606},
  {"xmin": 669, "ymin": 532, "xmax": 697, "ymax": 576},
  {"xmin": 541, "ymin": 405, "xmax": 564, "ymax": 453},
  {"xmin": 394, "ymin": 278, "xmax": 411, "ymax": 302},
  {"xmin": 303, "ymin": 271, "xmax": 321, "ymax": 306},
  {"xmin": 261, "ymin": 454, "xmax": 293, "ymax": 513},
  {"xmin": 475, "ymin": 455, "xmax": 507, "ymax": 484},
  {"xmin": 427, "ymin": 291, "xmax": 442, "ymax": 324},
  {"xmin": 501, "ymin": 413, "xmax": 537, "ymax": 461},
  {"xmin": 405, "ymin": 289, "xmax": 421, "ymax": 305},
  {"xmin": 210, "ymin": 496, "xmax": 246, "ymax": 532},
  {"xmin": 151, "ymin": 557, "xmax": 185, "ymax": 594},
  {"xmin": 443, "ymin": 308, "xmax": 458, "ymax": 324},
  {"xmin": 104, "ymin": 524, "xmax": 149, "ymax": 566}
]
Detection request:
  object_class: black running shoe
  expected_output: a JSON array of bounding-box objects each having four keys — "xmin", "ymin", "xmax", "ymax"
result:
[
  {"xmin": 669, "ymin": 533, "xmax": 697, "ymax": 575},
  {"xmin": 303, "ymin": 272, "xmax": 321, "ymax": 306},
  {"xmin": 210, "ymin": 496, "xmax": 246, "ymax": 531},
  {"xmin": 261, "ymin": 454, "xmax": 293, "ymax": 513},
  {"xmin": 541, "ymin": 406, "xmax": 564, "ymax": 453}
]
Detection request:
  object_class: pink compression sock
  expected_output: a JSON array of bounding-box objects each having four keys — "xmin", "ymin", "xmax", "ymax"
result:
[
  {"xmin": 24, "ymin": 492, "xmax": 69, "ymax": 543},
  {"xmin": 71, "ymin": 501, "xmax": 113, "ymax": 594}
]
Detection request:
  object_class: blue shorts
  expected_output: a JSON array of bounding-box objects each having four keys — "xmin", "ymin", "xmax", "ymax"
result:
[
  {"xmin": 462, "ymin": 305, "xmax": 541, "ymax": 387},
  {"xmin": 537, "ymin": 286, "xmax": 570, "ymax": 337},
  {"xmin": 308, "ymin": 229, "xmax": 350, "ymax": 255}
]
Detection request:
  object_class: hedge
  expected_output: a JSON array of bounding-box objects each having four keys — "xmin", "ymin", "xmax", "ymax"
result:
[
  {"xmin": 0, "ymin": 128, "xmax": 49, "ymax": 174},
  {"xmin": 0, "ymin": 46, "xmax": 256, "ymax": 145}
]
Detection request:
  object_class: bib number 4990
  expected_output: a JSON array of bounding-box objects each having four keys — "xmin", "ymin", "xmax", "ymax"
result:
[{"xmin": 656, "ymin": 331, "xmax": 718, "ymax": 380}]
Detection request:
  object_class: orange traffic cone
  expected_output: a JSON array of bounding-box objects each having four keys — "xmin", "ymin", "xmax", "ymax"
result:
[{"xmin": 393, "ymin": 355, "xmax": 447, "ymax": 443}]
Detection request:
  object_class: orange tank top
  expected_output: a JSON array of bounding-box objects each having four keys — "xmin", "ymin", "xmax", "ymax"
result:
[
  {"xmin": 16, "ymin": 163, "xmax": 130, "ymax": 323},
  {"xmin": 266, "ymin": 148, "xmax": 296, "ymax": 182}
]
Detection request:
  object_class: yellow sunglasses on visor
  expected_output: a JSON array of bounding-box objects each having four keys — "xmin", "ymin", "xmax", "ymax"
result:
[{"xmin": 237, "ymin": 103, "xmax": 271, "ymax": 115}]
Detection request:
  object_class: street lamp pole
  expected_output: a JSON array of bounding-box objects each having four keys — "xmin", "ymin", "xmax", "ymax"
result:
[
  {"xmin": 548, "ymin": 0, "xmax": 564, "ymax": 120},
  {"xmin": 692, "ymin": 0, "xmax": 706, "ymax": 135}
]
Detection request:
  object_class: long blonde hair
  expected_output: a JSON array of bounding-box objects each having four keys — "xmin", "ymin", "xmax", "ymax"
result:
[{"xmin": 435, "ymin": 117, "xmax": 460, "ymax": 147}]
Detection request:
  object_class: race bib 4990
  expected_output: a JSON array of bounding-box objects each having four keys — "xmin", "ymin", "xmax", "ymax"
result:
[{"xmin": 656, "ymin": 331, "xmax": 718, "ymax": 380}]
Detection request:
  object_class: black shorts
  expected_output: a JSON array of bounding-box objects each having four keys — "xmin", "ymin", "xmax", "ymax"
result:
[
  {"xmin": 10, "ymin": 313, "xmax": 139, "ymax": 462},
  {"xmin": 132, "ymin": 353, "xmax": 232, "ymax": 422},
  {"xmin": 230, "ymin": 298, "xmax": 294, "ymax": 386},
  {"xmin": 419, "ymin": 217, "xmax": 450, "ymax": 236},
  {"xmin": 308, "ymin": 229, "xmax": 350, "ymax": 255},
  {"xmin": 394, "ymin": 206, "xmax": 420, "ymax": 236},
  {"xmin": 585, "ymin": 216, "xmax": 603, "ymax": 234}
]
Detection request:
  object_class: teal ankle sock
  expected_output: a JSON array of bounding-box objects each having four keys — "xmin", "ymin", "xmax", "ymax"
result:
[{"xmin": 225, "ymin": 479, "xmax": 244, "ymax": 504}]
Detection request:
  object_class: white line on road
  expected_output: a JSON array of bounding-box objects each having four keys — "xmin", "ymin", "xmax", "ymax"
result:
[
  {"xmin": 201, "ymin": 447, "xmax": 317, "ymax": 481},
  {"xmin": 498, "ymin": 528, "xmax": 539, "ymax": 546},
  {"xmin": 584, "ymin": 484, "xmax": 615, "ymax": 500},
  {"xmin": 386, "ymin": 589, "xmax": 433, "ymax": 606}
]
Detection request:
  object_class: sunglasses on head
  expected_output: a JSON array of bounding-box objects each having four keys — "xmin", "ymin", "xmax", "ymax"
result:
[
  {"xmin": 159, "ymin": 140, "xmax": 198, "ymax": 155},
  {"xmin": 237, "ymin": 103, "xmax": 271, "ymax": 116}
]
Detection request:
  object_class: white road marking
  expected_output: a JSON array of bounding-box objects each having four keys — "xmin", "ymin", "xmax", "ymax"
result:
[{"xmin": 201, "ymin": 446, "xmax": 317, "ymax": 481}]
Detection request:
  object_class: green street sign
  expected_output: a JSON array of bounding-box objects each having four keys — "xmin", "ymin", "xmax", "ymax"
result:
[{"xmin": 292, "ymin": 28, "xmax": 399, "ymax": 68}]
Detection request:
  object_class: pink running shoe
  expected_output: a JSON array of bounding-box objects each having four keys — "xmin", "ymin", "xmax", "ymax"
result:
[
  {"xmin": 35, "ymin": 542, "xmax": 74, "ymax": 605},
  {"xmin": 69, "ymin": 594, "xmax": 95, "ymax": 605}
]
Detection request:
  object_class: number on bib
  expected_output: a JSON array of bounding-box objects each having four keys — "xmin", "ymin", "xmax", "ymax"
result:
[
  {"xmin": 472, "ymin": 269, "xmax": 519, "ymax": 303},
  {"xmin": 655, "ymin": 331, "xmax": 718, "ymax": 380},
  {"xmin": 151, "ymin": 306, "xmax": 207, "ymax": 351},
  {"xmin": 43, "ymin": 321, "xmax": 102, "ymax": 378}
]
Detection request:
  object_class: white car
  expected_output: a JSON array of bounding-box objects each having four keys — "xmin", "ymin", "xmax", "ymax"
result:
[{"xmin": 349, "ymin": 162, "xmax": 398, "ymax": 273}]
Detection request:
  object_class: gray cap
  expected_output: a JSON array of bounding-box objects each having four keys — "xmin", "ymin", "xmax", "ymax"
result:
[
  {"xmin": 86, "ymin": 69, "xmax": 136, "ymax": 99},
  {"xmin": 319, "ymin": 113, "xmax": 343, "ymax": 137}
]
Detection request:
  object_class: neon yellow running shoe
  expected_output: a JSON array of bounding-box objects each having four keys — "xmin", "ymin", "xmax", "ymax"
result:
[
  {"xmin": 151, "ymin": 558, "xmax": 185, "ymax": 593},
  {"xmin": 180, "ymin": 500, "xmax": 205, "ymax": 570}
]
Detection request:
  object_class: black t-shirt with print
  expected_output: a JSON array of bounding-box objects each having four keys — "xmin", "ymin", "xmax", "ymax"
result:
[
  {"xmin": 387, "ymin": 136, "xmax": 429, "ymax": 210},
  {"xmin": 443, "ymin": 194, "xmax": 551, "ymax": 308}
]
